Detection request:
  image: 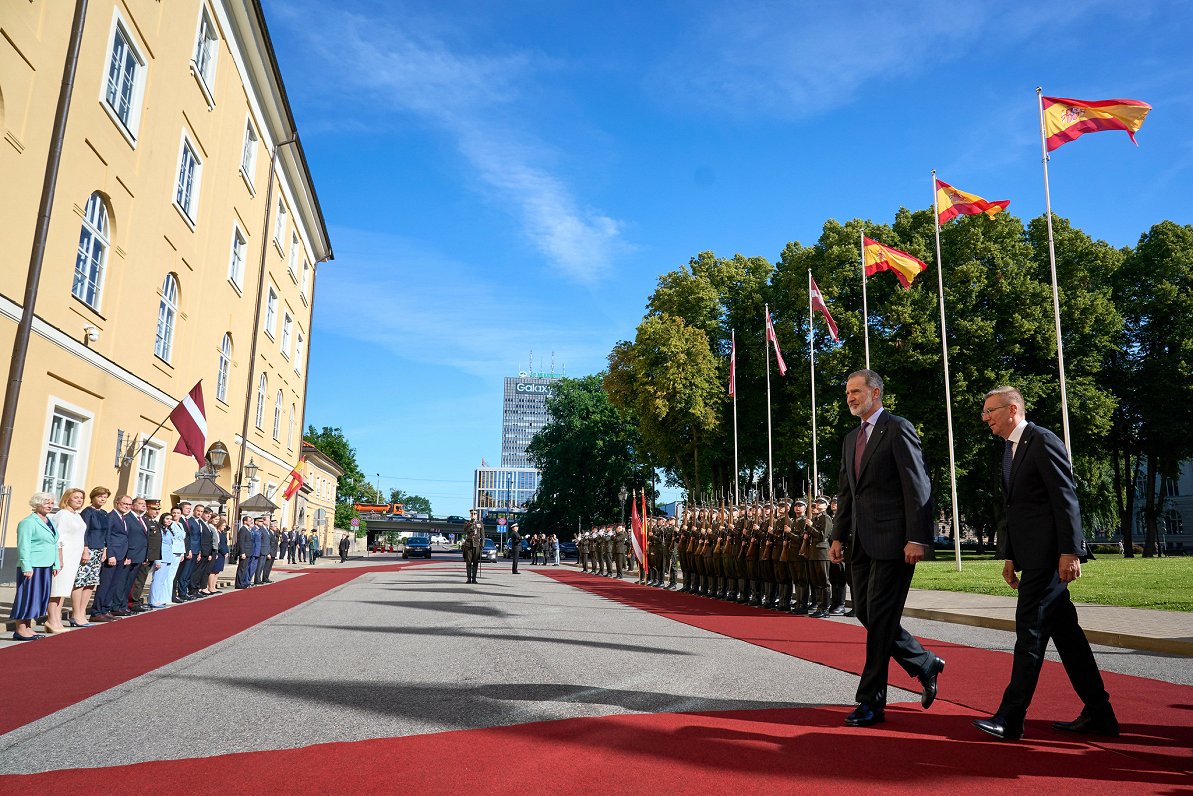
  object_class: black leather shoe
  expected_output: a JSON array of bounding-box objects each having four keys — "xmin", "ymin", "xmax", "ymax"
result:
[
  {"xmin": 844, "ymin": 703, "xmax": 885, "ymax": 727},
  {"xmin": 1053, "ymin": 712, "xmax": 1119, "ymax": 737},
  {"xmin": 919, "ymin": 656, "xmax": 945, "ymax": 709},
  {"xmin": 973, "ymin": 716, "xmax": 1023, "ymax": 741}
]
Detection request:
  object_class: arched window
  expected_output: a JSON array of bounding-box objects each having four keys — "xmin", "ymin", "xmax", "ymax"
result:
[
  {"xmin": 288, "ymin": 403, "xmax": 296, "ymax": 449},
  {"xmin": 272, "ymin": 389, "xmax": 283, "ymax": 440},
  {"xmin": 73, "ymin": 193, "xmax": 110, "ymax": 309},
  {"xmin": 255, "ymin": 374, "xmax": 267, "ymax": 429},
  {"xmin": 216, "ymin": 333, "xmax": 232, "ymax": 402},
  {"xmin": 154, "ymin": 273, "xmax": 179, "ymax": 361}
]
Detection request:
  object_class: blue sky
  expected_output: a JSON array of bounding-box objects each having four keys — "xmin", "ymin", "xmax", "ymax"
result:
[{"xmin": 265, "ymin": 0, "xmax": 1193, "ymax": 516}]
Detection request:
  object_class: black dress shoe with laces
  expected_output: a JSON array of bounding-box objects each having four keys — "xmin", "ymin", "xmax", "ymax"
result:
[
  {"xmin": 973, "ymin": 716, "xmax": 1023, "ymax": 741},
  {"xmin": 1053, "ymin": 712, "xmax": 1119, "ymax": 737},
  {"xmin": 919, "ymin": 656, "xmax": 945, "ymax": 709},
  {"xmin": 844, "ymin": 703, "xmax": 885, "ymax": 727}
]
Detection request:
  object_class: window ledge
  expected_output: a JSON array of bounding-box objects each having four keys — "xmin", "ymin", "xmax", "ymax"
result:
[
  {"xmin": 172, "ymin": 201, "xmax": 197, "ymax": 231},
  {"xmin": 189, "ymin": 61, "xmax": 216, "ymax": 111},
  {"xmin": 239, "ymin": 167, "xmax": 255, "ymax": 196},
  {"xmin": 228, "ymin": 278, "xmax": 244, "ymax": 297},
  {"xmin": 100, "ymin": 99, "xmax": 139, "ymax": 149}
]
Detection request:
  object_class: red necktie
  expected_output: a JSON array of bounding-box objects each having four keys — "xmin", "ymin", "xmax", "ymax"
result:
[{"xmin": 854, "ymin": 421, "xmax": 869, "ymax": 480}]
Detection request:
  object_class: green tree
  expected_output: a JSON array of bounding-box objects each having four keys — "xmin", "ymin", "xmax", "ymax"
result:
[
  {"xmin": 387, "ymin": 488, "xmax": 432, "ymax": 515},
  {"xmin": 305, "ymin": 425, "xmax": 373, "ymax": 530}
]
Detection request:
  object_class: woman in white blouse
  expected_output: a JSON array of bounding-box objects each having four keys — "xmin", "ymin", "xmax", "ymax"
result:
[{"xmin": 46, "ymin": 487, "xmax": 88, "ymax": 632}]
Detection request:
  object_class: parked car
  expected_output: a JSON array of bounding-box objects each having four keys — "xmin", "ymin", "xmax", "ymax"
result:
[
  {"xmin": 559, "ymin": 540, "xmax": 578, "ymax": 559},
  {"xmin": 402, "ymin": 535, "xmax": 433, "ymax": 559},
  {"xmin": 503, "ymin": 539, "xmax": 532, "ymax": 559},
  {"xmin": 481, "ymin": 538, "xmax": 497, "ymax": 562}
]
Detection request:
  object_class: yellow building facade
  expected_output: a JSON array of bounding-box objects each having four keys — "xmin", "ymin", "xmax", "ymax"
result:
[
  {"xmin": 0, "ymin": 1, "xmax": 332, "ymax": 549},
  {"xmin": 295, "ymin": 441, "xmax": 344, "ymax": 553}
]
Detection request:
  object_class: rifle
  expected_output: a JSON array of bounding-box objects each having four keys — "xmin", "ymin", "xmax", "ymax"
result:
[{"xmin": 712, "ymin": 500, "xmax": 724, "ymax": 555}]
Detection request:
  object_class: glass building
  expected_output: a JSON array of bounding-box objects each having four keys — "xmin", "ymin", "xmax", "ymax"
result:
[
  {"xmin": 500, "ymin": 374, "xmax": 559, "ymax": 468},
  {"xmin": 473, "ymin": 467, "xmax": 542, "ymax": 513}
]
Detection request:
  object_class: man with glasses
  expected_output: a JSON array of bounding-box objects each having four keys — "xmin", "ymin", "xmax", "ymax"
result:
[
  {"xmin": 972, "ymin": 386, "xmax": 1117, "ymax": 741},
  {"xmin": 93, "ymin": 495, "xmax": 135, "ymax": 619}
]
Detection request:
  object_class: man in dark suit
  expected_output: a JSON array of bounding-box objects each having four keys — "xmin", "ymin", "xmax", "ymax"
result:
[
  {"xmin": 509, "ymin": 523, "xmax": 522, "ymax": 574},
  {"xmin": 287, "ymin": 529, "xmax": 298, "ymax": 563},
  {"xmin": 94, "ymin": 495, "xmax": 134, "ymax": 618},
  {"xmin": 122, "ymin": 497, "xmax": 152, "ymax": 612},
  {"xmin": 234, "ymin": 516, "xmax": 254, "ymax": 589},
  {"xmin": 174, "ymin": 502, "xmax": 201, "ymax": 601},
  {"xmin": 190, "ymin": 506, "xmax": 216, "ymax": 595},
  {"xmin": 830, "ymin": 369, "xmax": 945, "ymax": 727},
  {"xmin": 973, "ymin": 386, "xmax": 1117, "ymax": 741}
]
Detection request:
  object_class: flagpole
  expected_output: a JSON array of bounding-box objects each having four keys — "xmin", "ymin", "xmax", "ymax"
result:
[
  {"xmin": 732, "ymin": 329, "xmax": 740, "ymax": 505},
  {"xmin": 1036, "ymin": 87, "xmax": 1073, "ymax": 458},
  {"xmin": 931, "ymin": 171, "xmax": 964, "ymax": 573},
  {"xmin": 764, "ymin": 304, "xmax": 774, "ymax": 499},
  {"xmin": 807, "ymin": 271, "xmax": 819, "ymax": 499},
  {"xmin": 123, "ymin": 381, "xmax": 202, "ymax": 469},
  {"xmin": 860, "ymin": 228, "xmax": 870, "ymax": 369}
]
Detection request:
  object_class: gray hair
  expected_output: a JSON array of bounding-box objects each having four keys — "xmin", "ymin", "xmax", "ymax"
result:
[
  {"xmin": 29, "ymin": 491, "xmax": 56, "ymax": 508},
  {"xmin": 985, "ymin": 386, "xmax": 1025, "ymax": 411},
  {"xmin": 847, "ymin": 368, "xmax": 884, "ymax": 399}
]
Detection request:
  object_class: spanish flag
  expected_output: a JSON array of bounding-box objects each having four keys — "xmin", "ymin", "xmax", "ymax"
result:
[
  {"xmin": 863, "ymin": 237, "xmax": 927, "ymax": 290},
  {"xmin": 1042, "ymin": 96, "xmax": 1151, "ymax": 152},
  {"xmin": 935, "ymin": 179, "xmax": 1010, "ymax": 225},
  {"xmin": 282, "ymin": 457, "xmax": 306, "ymax": 501}
]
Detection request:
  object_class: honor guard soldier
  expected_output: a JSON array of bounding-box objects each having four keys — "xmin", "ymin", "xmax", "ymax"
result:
[
  {"xmin": 805, "ymin": 497, "xmax": 833, "ymax": 617},
  {"xmin": 462, "ymin": 510, "xmax": 484, "ymax": 583},
  {"xmin": 613, "ymin": 525, "xmax": 627, "ymax": 578}
]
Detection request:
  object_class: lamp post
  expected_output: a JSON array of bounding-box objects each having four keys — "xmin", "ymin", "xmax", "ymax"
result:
[{"xmin": 619, "ymin": 485, "xmax": 627, "ymax": 528}]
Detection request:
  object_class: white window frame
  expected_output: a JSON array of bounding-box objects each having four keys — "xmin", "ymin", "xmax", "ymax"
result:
[
  {"xmin": 301, "ymin": 259, "xmax": 310, "ymax": 302},
  {"xmin": 240, "ymin": 116, "xmax": 258, "ymax": 190},
  {"xmin": 288, "ymin": 404, "xmax": 296, "ymax": 449},
  {"xmin": 135, "ymin": 438, "xmax": 164, "ymax": 499},
  {"xmin": 154, "ymin": 273, "xmax": 179, "ymax": 363},
  {"xmin": 281, "ymin": 311, "xmax": 293, "ymax": 359},
  {"xmin": 217, "ymin": 333, "xmax": 232, "ymax": 404},
  {"xmin": 273, "ymin": 199, "xmax": 287, "ymax": 245},
  {"xmin": 174, "ymin": 131, "xmax": 203, "ymax": 225},
  {"xmin": 38, "ymin": 398, "xmax": 93, "ymax": 499},
  {"xmin": 99, "ymin": 9, "xmax": 147, "ymax": 146},
  {"xmin": 288, "ymin": 232, "xmax": 299, "ymax": 280},
  {"xmin": 191, "ymin": 5, "xmax": 219, "ymax": 101},
  {"xmin": 255, "ymin": 374, "xmax": 268, "ymax": 430},
  {"xmin": 228, "ymin": 224, "xmax": 247, "ymax": 291},
  {"xmin": 273, "ymin": 390, "xmax": 283, "ymax": 440},
  {"xmin": 72, "ymin": 192, "xmax": 110, "ymax": 312},
  {"xmin": 294, "ymin": 329, "xmax": 304, "ymax": 375},
  {"xmin": 265, "ymin": 285, "xmax": 278, "ymax": 339}
]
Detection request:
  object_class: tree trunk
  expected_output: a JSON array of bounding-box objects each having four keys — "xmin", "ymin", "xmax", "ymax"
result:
[{"xmin": 1143, "ymin": 455, "xmax": 1158, "ymax": 557}]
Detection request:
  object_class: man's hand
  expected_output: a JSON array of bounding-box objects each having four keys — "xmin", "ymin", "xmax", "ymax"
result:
[
  {"xmin": 107, "ymin": 556, "xmax": 116, "ymax": 566},
  {"xmin": 154, "ymin": 562, "xmax": 162, "ymax": 570},
  {"xmin": 903, "ymin": 542, "xmax": 925, "ymax": 565},
  {"xmin": 829, "ymin": 540, "xmax": 844, "ymax": 564},
  {"xmin": 1002, "ymin": 560, "xmax": 1020, "ymax": 590},
  {"xmin": 1059, "ymin": 554, "xmax": 1081, "ymax": 583}
]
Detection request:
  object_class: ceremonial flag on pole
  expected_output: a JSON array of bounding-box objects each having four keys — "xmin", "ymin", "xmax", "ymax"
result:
[
  {"xmin": 728, "ymin": 332, "xmax": 736, "ymax": 397},
  {"xmin": 630, "ymin": 491, "xmax": 644, "ymax": 567},
  {"xmin": 282, "ymin": 457, "xmax": 306, "ymax": 501},
  {"xmin": 169, "ymin": 381, "xmax": 207, "ymax": 467},
  {"xmin": 809, "ymin": 275, "xmax": 839, "ymax": 342},
  {"xmin": 765, "ymin": 311, "xmax": 788, "ymax": 376},
  {"xmin": 862, "ymin": 237, "xmax": 928, "ymax": 289},
  {"xmin": 934, "ymin": 179, "xmax": 1010, "ymax": 225},
  {"xmin": 1041, "ymin": 96, "xmax": 1151, "ymax": 151}
]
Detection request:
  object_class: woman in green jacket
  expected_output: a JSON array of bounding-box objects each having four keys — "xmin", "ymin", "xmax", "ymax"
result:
[{"xmin": 10, "ymin": 492, "xmax": 62, "ymax": 640}]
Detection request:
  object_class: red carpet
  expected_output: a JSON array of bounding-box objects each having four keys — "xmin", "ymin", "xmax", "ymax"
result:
[
  {"xmin": 536, "ymin": 568, "xmax": 1193, "ymax": 776},
  {"xmin": 0, "ymin": 702, "xmax": 1182, "ymax": 795},
  {"xmin": 0, "ymin": 561, "xmax": 427, "ymax": 735}
]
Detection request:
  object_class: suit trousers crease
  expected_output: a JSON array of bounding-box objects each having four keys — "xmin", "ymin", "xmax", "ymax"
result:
[
  {"xmin": 999, "ymin": 567, "xmax": 1110, "ymax": 726},
  {"xmin": 850, "ymin": 543, "xmax": 933, "ymax": 706}
]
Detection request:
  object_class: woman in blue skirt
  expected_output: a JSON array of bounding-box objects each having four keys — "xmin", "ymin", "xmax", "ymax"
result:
[{"xmin": 11, "ymin": 492, "xmax": 61, "ymax": 641}]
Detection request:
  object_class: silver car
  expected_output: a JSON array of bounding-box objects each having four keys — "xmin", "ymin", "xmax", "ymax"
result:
[{"xmin": 481, "ymin": 538, "xmax": 497, "ymax": 562}]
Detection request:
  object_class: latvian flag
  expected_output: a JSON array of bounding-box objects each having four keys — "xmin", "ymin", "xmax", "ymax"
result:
[{"xmin": 170, "ymin": 382, "xmax": 207, "ymax": 467}]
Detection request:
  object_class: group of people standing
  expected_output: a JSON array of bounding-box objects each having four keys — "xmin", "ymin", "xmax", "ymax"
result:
[
  {"xmin": 576, "ymin": 525, "xmax": 633, "ymax": 578},
  {"xmin": 8, "ymin": 485, "xmax": 326, "ymax": 640}
]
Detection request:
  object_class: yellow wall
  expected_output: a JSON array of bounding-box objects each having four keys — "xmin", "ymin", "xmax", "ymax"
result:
[{"xmin": 0, "ymin": 2, "xmax": 331, "ymax": 535}]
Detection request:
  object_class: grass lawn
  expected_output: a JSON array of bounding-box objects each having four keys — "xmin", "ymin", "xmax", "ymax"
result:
[{"xmin": 912, "ymin": 553, "xmax": 1193, "ymax": 612}]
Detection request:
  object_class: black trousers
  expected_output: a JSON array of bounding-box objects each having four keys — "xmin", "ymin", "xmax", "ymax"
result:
[
  {"xmin": 511, "ymin": 548, "xmax": 519, "ymax": 573},
  {"xmin": 191, "ymin": 556, "xmax": 211, "ymax": 591},
  {"xmin": 850, "ymin": 543, "xmax": 934, "ymax": 706},
  {"xmin": 235, "ymin": 555, "xmax": 252, "ymax": 588},
  {"xmin": 997, "ymin": 567, "xmax": 1110, "ymax": 728}
]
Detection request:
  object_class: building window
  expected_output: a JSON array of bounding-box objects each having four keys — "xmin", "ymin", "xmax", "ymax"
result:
[
  {"xmin": 294, "ymin": 330, "xmax": 304, "ymax": 374},
  {"xmin": 301, "ymin": 259, "xmax": 310, "ymax": 300},
  {"xmin": 154, "ymin": 273, "xmax": 179, "ymax": 362},
  {"xmin": 192, "ymin": 7, "xmax": 219, "ymax": 92},
  {"xmin": 273, "ymin": 390, "xmax": 283, "ymax": 440},
  {"xmin": 288, "ymin": 404, "xmax": 296, "ymax": 449},
  {"xmin": 265, "ymin": 286, "xmax": 278, "ymax": 338},
  {"xmin": 228, "ymin": 226, "xmax": 246, "ymax": 289},
  {"xmin": 136, "ymin": 442, "xmax": 162, "ymax": 499},
  {"xmin": 288, "ymin": 232, "xmax": 299, "ymax": 278},
  {"xmin": 217, "ymin": 333, "xmax": 232, "ymax": 403},
  {"xmin": 255, "ymin": 374, "xmax": 268, "ymax": 430},
  {"xmin": 42, "ymin": 410, "xmax": 84, "ymax": 495},
  {"xmin": 102, "ymin": 14, "xmax": 146, "ymax": 139},
  {"xmin": 174, "ymin": 135, "xmax": 202, "ymax": 223},
  {"xmin": 72, "ymin": 193, "xmax": 109, "ymax": 310},
  {"xmin": 274, "ymin": 199, "xmax": 287, "ymax": 243},
  {"xmin": 281, "ymin": 312, "xmax": 292, "ymax": 359},
  {"xmin": 240, "ymin": 119, "xmax": 258, "ymax": 186}
]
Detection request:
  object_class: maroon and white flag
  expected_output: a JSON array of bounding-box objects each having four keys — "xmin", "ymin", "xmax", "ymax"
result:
[
  {"xmin": 728, "ymin": 331, "xmax": 736, "ymax": 397},
  {"xmin": 809, "ymin": 275, "xmax": 839, "ymax": 342},
  {"xmin": 765, "ymin": 311, "xmax": 787, "ymax": 376},
  {"xmin": 170, "ymin": 381, "xmax": 207, "ymax": 466}
]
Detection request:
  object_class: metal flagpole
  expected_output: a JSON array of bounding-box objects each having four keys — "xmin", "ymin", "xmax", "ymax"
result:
[
  {"xmin": 860, "ymin": 228, "xmax": 870, "ymax": 369},
  {"xmin": 732, "ymin": 329, "xmax": 740, "ymax": 505},
  {"xmin": 931, "ymin": 170, "xmax": 964, "ymax": 572},
  {"xmin": 1036, "ymin": 87, "xmax": 1073, "ymax": 458},
  {"xmin": 764, "ymin": 305, "xmax": 774, "ymax": 499},
  {"xmin": 807, "ymin": 271, "xmax": 819, "ymax": 499}
]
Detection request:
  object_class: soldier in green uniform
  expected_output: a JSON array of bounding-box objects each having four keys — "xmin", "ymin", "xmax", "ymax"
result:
[
  {"xmin": 613, "ymin": 524, "xmax": 627, "ymax": 578},
  {"xmin": 462, "ymin": 510, "xmax": 484, "ymax": 584},
  {"xmin": 805, "ymin": 496, "xmax": 833, "ymax": 617},
  {"xmin": 789, "ymin": 499, "xmax": 811, "ymax": 613}
]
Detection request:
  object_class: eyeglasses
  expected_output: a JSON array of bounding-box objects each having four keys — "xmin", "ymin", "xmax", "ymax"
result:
[{"xmin": 980, "ymin": 404, "xmax": 1011, "ymax": 418}]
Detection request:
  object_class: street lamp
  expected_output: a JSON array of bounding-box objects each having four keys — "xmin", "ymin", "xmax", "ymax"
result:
[{"xmin": 619, "ymin": 486, "xmax": 627, "ymax": 528}]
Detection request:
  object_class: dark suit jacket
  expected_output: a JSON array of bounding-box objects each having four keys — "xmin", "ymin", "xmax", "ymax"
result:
[
  {"xmin": 999, "ymin": 422, "xmax": 1085, "ymax": 570},
  {"xmin": 832, "ymin": 409, "xmax": 933, "ymax": 560},
  {"xmin": 145, "ymin": 517, "xmax": 163, "ymax": 561},
  {"xmin": 126, "ymin": 514, "xmax": 149, "ymax": 564},
  {"xmin": 106, "ymin": 511, "xmax": 131, "ymax": 561},
  {"xmin": 268, "ymin": 531, "xmax": 280, "ymax": 556},
  {"xmin": 185, "ymin": 517, "xmax": 203, "ymax": 554},
  {"xmin": 81, "ymin": 506, "xmax": 109, "ymax": 550},
  {"xmin": 199, "ymin": 522, "xmax": 216, "ymax": 556},
  {"xmin": 236, "ymin": 525, "xmax": 254, "ymax": 556}
]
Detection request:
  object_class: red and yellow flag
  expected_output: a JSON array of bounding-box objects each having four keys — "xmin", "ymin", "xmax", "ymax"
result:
[
  {"xmin": 282, "ymin": 457, "xmax": 306, "ymax": 501},
  {"xmin": 1041, "ymin": 96, "xmax": 1151, "ymax": 151},
  {"xmin": 863, "ymin": 237, "xmax": 927, "ymax": 290},
  {"xmin": 935, "ymin": 179, "xmax": 1010, "ymax": 225}
]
